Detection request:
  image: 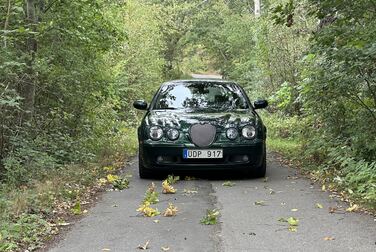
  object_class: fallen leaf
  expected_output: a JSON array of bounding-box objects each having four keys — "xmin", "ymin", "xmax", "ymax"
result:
[
  {"xmin": 137, "ymin": 202, "xmax": 160, "ymax": 217},
  {"xmin": 161, "ymin": 246, "xmax": 170, "ymax": 251},
  {"xmin": 58, "ymin": 222, "xmax": 71, "ymax": 226},
  {"xmin": 254, "ymin": 201, "xmax": 266, "ymax": 206},
  {"xmin": 222, "ymin": 181, "xmax": 235, "ymax": 187},
  {"xmin": 322, "ymin": 184, "xmax": 326, "ymax": 191},
  {"xmin": 263, "ymin": 177, "xmax": 269, "ymax": 182},
  {"xmin": 162, "ymin": 180, "xmax": 176, "ymax": 194},
  {"xmin": 200, "ymin": 209, "xmax": 219, "ymax": 225},
  {"xmin": 71, "ymin": 202, "xmax": 82, "ymax": 215},
  {"xmin": 287, "ymin": 217, "xmax": 299, "ymax": 226},
  {"xmin": 288, "ymin": 226, "xmax": 298, "ymax": 232},
  {"xmin": 329, "ymin": 206, "xmax": 337, "ymax": 213},
  {"xmin": 346, "ymin": 204, "xmax": 359, "ymax": 212},
  {"xmin": 291, "ymin": 208, "xmax": 298, "ymax": 212},
  {"xmin": 324, "ymin": 236, "xmax": 335, "ymax": 241},
  {"xmin": 112, "ymin": 204, "xmax": 118, "ymax": 208},
  {"xmin": 107, "ymin": 174, "xmax": 119, "ymax": 183},
  {"xmin": 163, "ymin": 203, "xmax": 178, "ymax": 217},
  {"xmin": 166, "ymin": 175, "xmax": 180, "ymax": 184},
  {"xmin": 316, "ymin": 203, "xmax": 323, "ymax": 209},
  {"xmin": 183, "ymin": 189, "xmax": 198, "ymax": 195},
  {"xmin": 269, "ymin": 189, "xmax": 275, "ymax": 195},
  {"xmin": 102, "ymin": 249, "xmax": 111, "ymax": 251},
  {"xmin": 153, "ymin": 219, "xmax": 160, "ymax": 223},
  {"xmin": 137, "ymin": 240, "xmax": 150, "ymax": 250}
]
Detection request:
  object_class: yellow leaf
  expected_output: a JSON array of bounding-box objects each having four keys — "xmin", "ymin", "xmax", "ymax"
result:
[
  {"xmin": 102, "ymin": 249, "xmax": 111, "ymax": 251},
  {"xmin": 107, "ymin": 174, "xmax": 119, "ymax": 184},
  {"xmin": 291, "ymin": 208, "xmax": 298, "ymax": 212},
  {"xmin": 137, "ymin": 202, "xmax": 160, "ymax": 217},
  {"xmin": 162, "ymin": 180, "xmax": 176, "ymax": 194},
  {"xmin": 287, "ymin": 217, "xmax": 299, "ymax": 226},
  {"xmin": 98, "ymin": 178, "xmax": 107, "ymax": 186},
  {"xmin": 316, "ymin": 203, "xmax": 323, "ymax": 209},
  {"xmin": 153, "ymin": 219, "xmax": 160, "ymax": 223},
  {"xmin": 322, "ymin": 184, "xmax": 326, "ymax": 191},
  {"xmin": 346, "ymin": 204, "xmax": 359, "ymax": 212},
  {"xmin": 324, "ymin": 236, "xmax": 335, "ymax": 241},
  {"xmin": 288, "ymin": 226, "xmax": 298, "ymax": 232}
]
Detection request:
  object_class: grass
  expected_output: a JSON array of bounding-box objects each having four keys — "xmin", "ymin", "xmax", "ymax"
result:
[
  {"xmin": 0, "ymin": 130, "xmax": 138, "ymax": 251},
  {"xmin": 267, "ymin": 137, "xmax": 301, "ymax": 159},
  {"xmin": 263, "ymin": 112, "xmax": 376, "ymax": 211}
]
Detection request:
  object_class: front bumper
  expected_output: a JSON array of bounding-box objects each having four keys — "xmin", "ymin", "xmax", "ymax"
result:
[{"xmin": 139, "ymin": 141, "xmax": 265, "ymax": 172}]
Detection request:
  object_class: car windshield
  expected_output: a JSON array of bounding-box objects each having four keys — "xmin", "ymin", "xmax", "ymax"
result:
[{"xmin": 153, "ymin": 82, "xmax": 249, "ymax": 111}]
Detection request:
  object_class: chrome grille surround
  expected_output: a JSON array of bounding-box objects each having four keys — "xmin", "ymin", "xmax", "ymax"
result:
[{"xmin": 189, "ymin": 123, "xmax": 216, "ymax": 147}]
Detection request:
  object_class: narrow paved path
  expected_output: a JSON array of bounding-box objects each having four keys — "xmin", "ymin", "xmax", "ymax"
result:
[{"xmin": 48, "ymin": 154, "xmax": 376, "ymax": 252}]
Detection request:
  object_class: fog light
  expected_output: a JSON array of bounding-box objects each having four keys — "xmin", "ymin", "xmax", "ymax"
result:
[{"xmin": 242, "ymin": 155, "xmax": 249, "ymax": 162}]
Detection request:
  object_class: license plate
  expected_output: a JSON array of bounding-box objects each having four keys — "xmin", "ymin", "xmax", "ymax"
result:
[{"xmin": 183, "ymin": 149, "xmax": 223, "ymax": 159}]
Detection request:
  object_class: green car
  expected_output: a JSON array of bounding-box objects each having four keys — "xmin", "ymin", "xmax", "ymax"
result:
[{"xmin": 133, "ymin": 79, "xmax": 268, "ymax": 178}]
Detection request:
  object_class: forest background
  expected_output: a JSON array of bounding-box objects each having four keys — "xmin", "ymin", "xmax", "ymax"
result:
[{"xmin": 0, "ymin": 0, "xmax": 375, "ymax": 250}]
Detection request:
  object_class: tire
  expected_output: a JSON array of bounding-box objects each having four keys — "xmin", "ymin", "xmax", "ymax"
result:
[
  {"xmin": 254, "ymin": 152, "xmax": 266, "ymax": 178},
  {"xmin": 139, "ymin": 154, "xmax": 153, "ymax": 179}
]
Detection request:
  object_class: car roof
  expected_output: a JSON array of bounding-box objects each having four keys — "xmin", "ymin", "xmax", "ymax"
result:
[{"xmin": 162, "ymin": 79, "xmax": 237, "ymax": 87}]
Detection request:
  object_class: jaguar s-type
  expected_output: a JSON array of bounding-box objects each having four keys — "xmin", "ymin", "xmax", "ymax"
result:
[{"xmin": 133, "ymin": 79, "xmax": 268, "ymax": 178}]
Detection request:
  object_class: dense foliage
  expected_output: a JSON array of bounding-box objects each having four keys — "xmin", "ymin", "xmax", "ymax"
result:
[
  {"xmin": 0, "ymin": 0, "xmax": 375, "ymax": 250},
  {"xmin": 205, "ymin": 0, "xmax": 376, "ymax": 207}
]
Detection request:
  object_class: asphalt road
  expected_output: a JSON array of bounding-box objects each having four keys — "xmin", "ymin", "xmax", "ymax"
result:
[{"xmin": 48, "ymin": 153, "xmax": 376, "ymax": 252}]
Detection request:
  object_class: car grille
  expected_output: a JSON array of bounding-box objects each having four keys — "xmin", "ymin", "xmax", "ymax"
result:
[{"xmin": 189, "ymin": 123, "xmax": 216, "ymax": 147}]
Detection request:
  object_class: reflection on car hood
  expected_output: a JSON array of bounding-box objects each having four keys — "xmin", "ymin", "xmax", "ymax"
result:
[{"xmin": 146, "ymin": 109, "xmax": 257, "ymax": 129}]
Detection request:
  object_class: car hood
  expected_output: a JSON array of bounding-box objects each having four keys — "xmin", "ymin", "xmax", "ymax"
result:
[{"xmin": 146, "ymin": 109, "xmax": 257, "ymax": 130}]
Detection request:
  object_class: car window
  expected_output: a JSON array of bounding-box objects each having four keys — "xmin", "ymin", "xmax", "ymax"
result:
[{"xmin": 153, "ymin": 82, "xmax": 249, "ymax": 111}]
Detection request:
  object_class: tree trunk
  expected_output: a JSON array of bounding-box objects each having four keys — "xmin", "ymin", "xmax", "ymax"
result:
[
  {"xmin": 22, "ymin": 0, "xmax": 38, "ymax": 122},
  {"xmin": 254, "ymin": 0, "xmax": 261, "ymax": 17}
]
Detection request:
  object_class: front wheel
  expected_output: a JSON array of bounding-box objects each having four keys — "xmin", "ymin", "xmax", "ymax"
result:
[
  {"xmin": 139, "ymin": 154, "xmax": 153, "ymax": 179},
  {"xmin": 254, "ymin": 152, "xmax": 266, "ymax": 178}
]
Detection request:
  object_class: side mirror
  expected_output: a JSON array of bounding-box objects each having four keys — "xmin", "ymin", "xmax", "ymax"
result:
[
  {"xmin": 133, "ymin": 100, "xmax": 148, "ymax": 110},
  {"xmin": 253, "ymin": 100, "xmax": 268, "ymax": 109}
]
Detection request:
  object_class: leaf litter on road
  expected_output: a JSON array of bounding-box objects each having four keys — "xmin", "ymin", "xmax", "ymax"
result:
[
  {"xmin": 278, "ymin": 217, "xmax": 299, "ymax": 232},
  {"xmin": 222, "ymin": 181, "xmax": 235, "ymax": 187},
  {"xmin": 137, "ymin": 202, "xmax": 160, "ymax": 217},
  {"xmin": 163, "ymin": 203, "xmax": 178, "ymax": 217},
  {"xmin": 162, "ymin": 180, "xmax": 177, "ymax": 194},
  {"xmin": 166, "ymin": 175, "xmax": 180, "ymax": 184},
  {"xmin": 183, "ymin": 188, "xmax": 198, "ymax": 195},
  {"xmin": 200, "ymin": 209, "xmax": 220, "ymax": 225},
  {"xmin": 144, "ymin": 182, "xmax": 159, "ymax": 204},
  {"xmin": 137, "ymin": 240, "xmax": 150, "ymax": 250},
  {"xmin": 254, "ymin": 201, "xmax": 266, "ymax": 206},
  {"xmin": 316, "ymin": 203, "xmax": 323, "ymax": 209}
]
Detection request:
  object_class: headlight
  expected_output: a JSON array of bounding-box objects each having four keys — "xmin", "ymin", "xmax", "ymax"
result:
[
  {"xmin": 226, "ymin": 127, "xmax": 238, "ymax": 140},
  {"xmin": 242, "ymin": 125, "xmax": 256, "ymax": 139},
  {"xmin": 149, "ymin": 126, "xmax": 163, "ymax": 140},
  {"xmin": 167, "ymin": 128, "xmax": 180, "ymax": 141}
]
